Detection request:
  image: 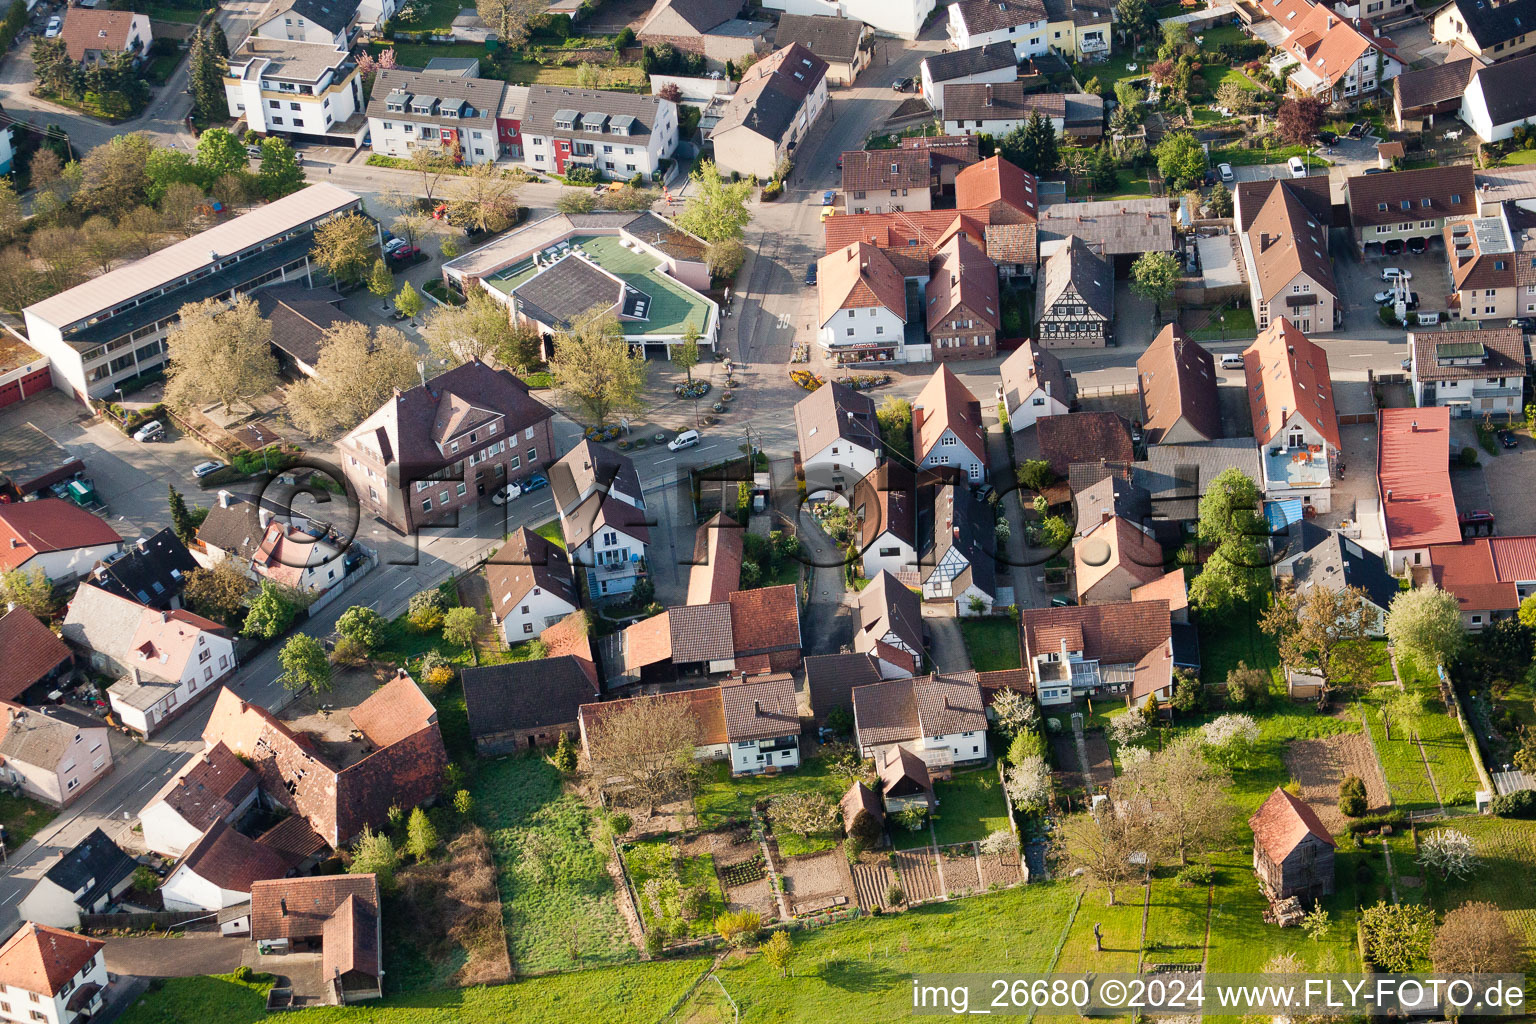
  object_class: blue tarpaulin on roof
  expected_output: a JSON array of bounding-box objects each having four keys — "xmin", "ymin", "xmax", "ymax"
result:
[{"xmin": 1265, "ymin": 499, "xmax": 1304, "ymax": 533}]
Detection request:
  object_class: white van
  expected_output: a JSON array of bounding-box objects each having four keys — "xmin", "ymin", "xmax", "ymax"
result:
[
  {"xmin": 1219, "ymin": 354, "xmax": 1245, "ymax": 369},
  {"xmin": 667, "ymin": 429, "xmax": 700, "ymax": 452}
]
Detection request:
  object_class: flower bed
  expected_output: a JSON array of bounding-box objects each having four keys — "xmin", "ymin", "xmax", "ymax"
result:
[
  {"xmin": 790, "ymin": 369, "xmax": 824, "ymax": 391},
  {"xmin": 584, "ymin": 424, "xmax": 622, "ymax": 442},
  {"xmin": 833, "ymin": 373, "xmax": 890, "ymax": 391},
  {"xmin": 675, "ymin": 379, "xmax": 711, "ymax": 399}
]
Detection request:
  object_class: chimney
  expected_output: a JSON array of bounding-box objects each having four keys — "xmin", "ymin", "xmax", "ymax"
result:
[
  {"xmin": 217, "ymin": 490, "xmax": 232, "ymax": 509},
  {"xmin": 1044, "ymin": 380, "xmax": 1052, "ymax": 397},
  {"xmin": 1411, "ymin": 420, "xmax": 1417, "ymax": 432},
  {"xmin": 985, "ymin": 86, "xmax": 993, "ymax": 107},
  {"xmin": 280, "ymin": 897, "xmax": 288, "ymax": 917},
  {"xmin": 136, "ymin": 537, "xmax": 149, "ymax": 553},
  {"xmin": 162, "ymin": 610, "xmax": 169, "ymax": 622},
  {"xmin": 259, "ymin": 509, "xmax": 273, "ymax": 530},
  {"xmin": 754, "ymin": 699, "xmax": 761, "ymax": 714},
  {"xmin": 1386, "ymin": 489, "xmax": 1394, "ymax": 502}
]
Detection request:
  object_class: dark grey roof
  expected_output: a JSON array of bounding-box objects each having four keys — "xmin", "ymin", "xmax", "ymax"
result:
[
  {"xmin": 805, "ymin": 652, "xmax": 884, "ymax": 722},
  {"xmin": 268, "ymin": 0, "xmax": 360, "ymax": 34},
  {"xmin": 714, "ymin": 44, "xmax": 829, "ymax": 143},
  {"xmin": 1393, "ymin": 57, "xmax": 1475, "ymax": 111},
  {"xmin": 462, "ymin": 656, "xmax": 597, "ymax": 737},
  {"xmin": 1171, "ymin": 622, "xmax": 1200, "ymax": 670},
  {"xmin": 1283, "ymin": 520, "xmax": 1400, "ymax": 614},
  {"xmin": 1471, "ymin": 51, "xmax": 1536, "ymax": 127},
  {"xmin": 1438, "ymin": 0, "xmax": 1536, "ymax": 48},
  {"xmin": 774, "ymin": 13, "xmax": 865, "ymax": 63},
  {"xmin": 550, "ymin": 440, "xmax": 644, "ymax": 517},
  {"xmin": 917, "ymin": 476, "xmax": 996, "ymax": 599},
  {"xmin": 194, "ymin": 498, "xmax": 267, "ymax": 562},
  {"xmin": 254, "ymin": 285, "xmax": 348, "ymax": 370},
  {"xmin": 1042, "ymin": 0, "xmax": 1112, "ymax": 27},
  {"xmin": 423, "ymin": 56, "xmax": 481, "ymax": 76},
  {"xmin": 1068, "ymin": 438, "xmax": 1263, "ymax": 522},
  {"xmin": 954, "ymin": 0, "xmax": 1047, "ymax": 34},
  {"xmin": 367, "ymin": 69, "xmax": 507, "ymax": 131},
  {"xmin": 511, "ymin": 256, "xmax": 624, "ymax": 330},
  {"xmin": 89, "ymin": 527, "xmax": 196, "ymax": 611},
  {"xmin": 1073, "ymin": 474, "xmax": 1153, "ymax": 533},
  {"xmin": 43, "ymin": 828, "xmax": 135, "ymax": 910},
  {"xmin": 922, "ymin": 42, "xmax": 1016, "ymax": 84},
  {"xmin": 522, "ymin": 86, "xmax": 661, "ymax": 142},
  {"xmin": 1038, "ymin": 235, "xmax": 1114, "ymax": 319}
]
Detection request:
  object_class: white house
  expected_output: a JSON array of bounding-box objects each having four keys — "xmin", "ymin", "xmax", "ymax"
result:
[
  {"xmin": 224, "ymin": 38, "xmax": 368, "ymax": 145},
  {"xmin": 815, "ymin": 242, "xmax": 915, "ymax": 365},
  {"xmin": 1460, "ymin": 52, "xmax": 1536, "ymax": 143},
  {"xmin": 853, "ymin": 463, "xmax": 917, "ymax": 580},
  {"xmin": 252, "ymin": 0, "xmax": 360, "ymax": 48},
  {"xmin": 0, "ymin": 924, "xmax": 108, "ymax": 1024},
  {"xmin": 367, "ymin": 68, "xmax": 510, "ymax": 166},
  {"xmin": 1244, "ymin": 317, "xmax": 1341, "ymax": 514},
  {"xmin": 1277, "ymin": 5, "xmax": 1402, "ymax": 102},
  {"xmin": 948, "ymin": 0, "xmax": 1049, "ymax": 60},
  {"xmin": 550, "ymin": 441, "xmax": 650, "ymax": 599},
  {"xmin": 707, "ymin": 43, "xmax": 829, "ymax": 181},
  {"xmin": 17, "ymin": 828, "xmax": 136, "ymax": 930},
  {"xmin": 487, "ymin": 526, "xmax": 580, "ymax": 641},
  {"xmin": 519, "ymin": 86, "xmax": 677, "ymax": 178},
  {"xmin": 999, "ymin": 342, "xmax": 1072, "ymax": 432},
  {"xmin": 194, "ymin": 493, "xmax": 349, "ymax": 596},
  {"xmin": 920, "ymin": 42, "xmax": 1016, "ymax": 110},
  {"xmin": 722, "ymin": 674, "xmax": 801, "ymax": 775},
  {"xmin": 793, "ymin": 379, "xmax": 884, "ymax": 500},
  {"xmin": 160, "ymin": 821, "xmax": 290, "ymax": 914},
  {"xmin": 62, "ymin": 585, "xmax": 236, "ymax": 737},
  {"xmin": 913, "ymin": 365, "xmax": 987, "ymax": 482},
  {"xmin": 758, "ymin": 0, "xmax": 934, "ymax": 41},
  {"xmin": 0, "ymin": 499, "xmax": 122, "ymax": 585},
  {"xmin": 140, "ymin": 740, "xmax": 259, "ymax": 858},
  {"xmin": 1408, "ymin": 326, "xmax": 1527, "ymax": 418},
  {"xmin": 850, "ymin": 672, "xmax": 989, "ymax": 771},
  {"xmin": 0, "ymin": 703, "xmax": 112, "ymax": 809}
]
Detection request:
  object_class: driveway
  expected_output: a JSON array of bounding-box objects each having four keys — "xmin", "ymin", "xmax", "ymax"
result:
[
  {"xmin": 104, "ymin": 936, "xmax": 251, "ymax": 978},
  {"xmin": 1483, "ymin": 435, "xmax": 1536, "ymax": 535},
  {"xmin": 923, "ymin": 614, "xmax": 971, "ymax": 673}
]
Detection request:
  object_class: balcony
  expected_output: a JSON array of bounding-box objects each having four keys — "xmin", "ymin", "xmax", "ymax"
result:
[
  {"xmin": 1473, "ymin": 385, "xmax": 1522, "ymax": 399},
  {"xmin": 591, "ymin": 560, "xmax": 643, "ymax": 579}
]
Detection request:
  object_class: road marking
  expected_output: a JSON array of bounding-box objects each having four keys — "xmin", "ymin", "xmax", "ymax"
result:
[
  {"xmin": 0, "ymin": 893, "xmax": 18, "ymax": 906},
  {"xmin": 136, "ymin": 776, "xmax": 159, "ymax": 792}
]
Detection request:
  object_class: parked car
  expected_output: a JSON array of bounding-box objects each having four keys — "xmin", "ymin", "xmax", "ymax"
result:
[
  {"xmin": 1403, "ymin": 291, "xmax": 1420, "ymax": 310},
  {"xmin": 1288, "ymin": 156, "xmax": 1307, "ymax": 178},
  {"xmin": 245, "ymin": 145, "xmax": 262, "ymax": 159},
  {"xmin": 1219, "ymin": 353, "xmax": 1245, "ymax": 369},
  {"xmin": 668, "ymin": 429, "xmax": 701, "ymax": 452},
  {"xmin": 1381, "ymin": 267, "xmax": 1412, "ymax": 282},
  {"xmin": 1408, "ymin": 237, "xmax": 1427, "ymax": 254},
  {"xmin": 44, "ymin": 15, "xmax": 60, "ymax": 36},
  {"xmin": 1316, "ymin": 129, "xmax": 1339, "ymax": 145},
  {"xmin": 519, "ymin": 473, "xmax": 549, "ymax": 494},
  {"xmin": 804, "ymin": 263, "xmax": 817, "ymax": 286},
  {"xmin": 1217, "ymin": 162, "xmax": 1234, "ymax": 183},
  {"xmin": 133, "ymin": 420, "xmax": 165, "ymax": 443},
  {"xmin": 1459, "ymin": 509, "xmax": 1496, "ymax": 526},
  {"xmin": 490, "ymin": 482, "xmax": 521, "ymax": 505},
  {"xmin": 1500, "ymin": 430, "xmax": 1520, "ymax": 449},
  {"xmin": 193, "ymin": 460, "xmax": 224, "ymax": 479},
  {"xmin": 1347, "ymin": 122, "xmax": 1367, "ymax": 139},
  {"xmin": 387, "ymin": 243, "xmax": 419, "ymax": 264},
  {"xmin": 1509, "ymin": 317, "xmax": 1536, "ymax": 331},
  {"xmin": 892, "ymin": 77, "xmax": 913, "ymax": 92},
  {"xmin": 1384, "ymin": 238, "xmax": 1404, "ymax": 256},
  {"xmin": 821, "ymin": 190, "xmax": 835, "ymax": 206},
  {"xmin": 1373, "ymin": 289, "xmax": 1396, "ymax": 304},
  {"xmin": 820, "ymin": 206, "xmax": 835, "ymax": 222}
]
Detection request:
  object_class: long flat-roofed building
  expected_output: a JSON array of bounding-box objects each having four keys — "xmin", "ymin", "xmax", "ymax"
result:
[{"xmin": 22, "ymin": 184, "xmax": 368, "ymax": 403}]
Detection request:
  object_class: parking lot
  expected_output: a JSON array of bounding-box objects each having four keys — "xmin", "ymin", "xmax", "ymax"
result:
[
  {"xmin": 1332, "ymin": 238, "xmax": 1450, "ymax": 333},
  {"xmin": 0, "ymin": 390, "xmax": 222, "ymax": 538}
]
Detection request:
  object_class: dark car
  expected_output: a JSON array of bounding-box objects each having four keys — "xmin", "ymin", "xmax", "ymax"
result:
[
  {"xmin": 1509, "ymin": 317, "xmax": 1536, "ymax": 331},
  {"xmin": 892, "ymin": 77, "xmax": 913, "ymax": 92},
  {"xmin": 1361, "ymin": 167, "xmax": 1387, "ymax": 174},
  {"xmin": 520, "ymin": 473, "xmax": 550, "ymax": 494},
  {"xmin": 1348, "ymin": 122, "xmax": 1367, "ymax": 139},
  {"xmin": 1384, "ymin": 238, "xmax": 1404, "ymax": 256},
  {"xmin": 1500, "ymin": 430, "xmax": 1520, "ymax": 449},
  {"xmin": 1408, "ymin": 237, "xmax": 1427, "ymax": 254},
  {"xmin": 805, "ymin": 263, "xmax": 818, "ymax": 286},
  {"xmin": 1316, "ymin": 129, "xmax": 1339, "ymax": 144}
]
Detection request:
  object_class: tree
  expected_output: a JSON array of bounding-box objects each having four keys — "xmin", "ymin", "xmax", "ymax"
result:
[
  {"xmin": 549, "ymin": 732, "xmax": 578, "ymax": 773},
  {"xmin": 409, "ymin": 147, "xmax": 458, "ymax": 204},
  {"xmin": 391, "ymin": 211, "xmax": 431, "ymax": 251},
  {"xmin": 1052, "ymin": 798, "xmax": 1150, "ymax": 905},
  {"xmin": 188, "ymin": 24, "xmax": 229, "ymax": 123},
  {"xmin": 677, "ymin": 161, "xmax": 754, "ymax": 243},
  {"xmin": 1117, "ymin": 0, "xmax": 1155, "ymax": 50},
  {"xmin": 1418, "ymin": 828, "xmax": 1478, "ymax": 880},
  {"xmin": 257, "ymin": 138, "xmax": 306, "ymax": 199},
  {"xmin": 159, "ymin": 182, "xmax": 205, "ymax": 238},
  {"xmin": 1276, "ymin": 95, "xmax": 1326, "ymax": 146},
  {"xmin": 990, "ymin": 688, "xmax": 1039, "ymax": 738},
  {"xmin": 1261, "ymin": 585, "xmax": 1375, "ymax": 689},
  {"xmin": 1188, "ymin": 468, "xmax": 1267, "ymax": 614},
  {"xmin": 422, "ymin": 290, "xmax": 537, "ymax": 372},
  {"xmin": 1207, "ymin": 181, "xmax": 1234, "ymax": 219},
  {"xmin": 0, "ymin": 247, "xmax": 40, "ymax": 313},
  {"xmin": 476, "ymin": 0, "xmax": 543, "ymax": 47},
  {"xmin": 163, "ymin": 296, "xmax": 279, "ymax": 413},
  {"xmin": 715, "ymin": 910, "xmax": 761, "ymax": 947},
  {"xmin": 0, "ymin": 178, "xmax": 23, "ymax": 247},
  {"xmin": 1359, "ymin": 900, "xmax": 1436, "ymax": 972},
  {"xmin": 1381, "ymin": 687, "xmax": 1426, "ymax": 743},
  {"xmin": 311, "ymin": 212, "xmax": 378, "ymax": 287},
  {"xmin": 337, "ymin": 605, "xmax": 385, "ymax": 652},
  {"xmin": 1386, "ymin": 586, "xmax": 1464, "ymax": 670},
  {"xmin": 672, "ymin": 322, "xmax": 701, "ymax": 382},
  {"xmin": 1519, "ymin": 592, "xmax": 1536, "ymax": 629},
  {"xmin": 196, "ymin": 129, "xmax": 246, "ymax": 182},
  {"xmin": 167, "ymin": 484, "xmax": 197, "ymax": 545},
  {"xmin": 1130, "ymin": 251, "xmax": 1179, "ymax": 319},
  {"xmin": 279, "ymin": 634, "xmax": 331, "ymax": 692},
  {"xmin": 1014, "ymin": 111, "xmax": 1060, "ymax": 176},
  {"xmin": 761, "ymin": 929, "xmax": 796, "ymax": 976},
  {"xmin": 32, "ymin": 226, "xmax": 89, "ymax": 295},
  {"xmin": 1202, "ymin": 713, "xmax": 1259, "ymax": 750},
  {"xmin": 1433, "ymin": 901, "xmax": 1526, "ymax": 974},
  {"xmin": 1127, "ymin": 734, "xmax": 1230, "ymax": 865},
  {"xmin": 1153, "ymin": 132, "xmax": 1205, "ymax": 192},
  {"xmin": 394, "ymin": 281, "xmax": 423, "ymax": 319},
  {"xmin": 286, "ymin": 322, "xmax": 420, "ymax": 437},
  {"xmin": 704, "ymin": 238, "xmax": 747, "ymax": 280},
  {"xmin": 555, "ymin": 189, "xmax": 598, "ymax": 215},
  {"xmin": 79, "ymin": 216, "xmax": 125, "ymax": 274},
  {"xmin": 243, "ymin": 580, "xmax": 299, "ymax": 638},
  {"xmin": 1004, "ymin": 755, "xmax": 1051, "ymax": 811},
  {"xmin": 443, "ymin": 605, "xmax": 482, "ymax": 652},
  {"xmin": 1214, "ymin": 80, "xmax": 1252, "ymax": 116},
  {"xmin": 367, "ymin": 258, "xmax": 394, "ymax": 300},
  {"xmin": 575, "ymin": 61, "xmax": 606, "ymax": 90},
  {"xmin": 1108, "ymin": 707, "xmax": 1151, "ymax": 747},
  {"xmin": 78, "ymin": 134, "xmax": 153, "ymax": 218},
  {"xmin": 585, "ymin": 695, "xmax": 701, "ymax": 817},
  {"xmin": 770, "ymin": 792, "xmax": 839, "ymax": 837},
  {"xmin": 448, "ymin": 163, "xmax": 521, "ymax": 234},
  {"xmin": 406, "ymin": 806, "xmax": 439, "ymax": 861},
  {"xmin": 349, "ymin": 827, "xmax": 399, "ymax": 891},
  {"xmin": 0, "ymin": 569, "xmax": 53, "ymax": 619},
  {"xmin": 183, "ymin": 562, "xmax": 250, "ymax": 623},
  {"xmin": 409, "ymin": 589, "xmax": 447, "ymax": 632},
  {"xmin": 32, "ymin": 38, "xmax": 75, "ymax": 98},
  {"xmin": 548, "ymin": 307, "xmax": 648, "ymax": 428}
]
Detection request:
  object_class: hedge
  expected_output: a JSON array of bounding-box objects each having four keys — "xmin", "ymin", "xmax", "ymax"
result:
[
  {"xmin": 1492, "ymin": 789, "xmax": 1536, "ymax": 818},
  {"xmin": 1344, "ymin": 811, "xmax": 1408, "ymax": 835}
]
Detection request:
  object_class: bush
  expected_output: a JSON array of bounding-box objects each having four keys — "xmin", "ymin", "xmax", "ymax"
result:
[
  {"xmin": 1215, "ymin": 38, "xmax": 1268, "ymax": 62},
  {"xmin": 408, "ymin": 588, "xmax": 447, "ymax": 632},
  {"xmin": 1460, "ymin": 446, "xmax": 1479, "ymax": 467},
  {"xmin": 886, "ymin": 881, "xmax": 905, "ymax": 905},
  {"xmin": 417, "ymin": 649, "xmax": 453, "ymax": 691},
  {"xmin": 1339, "ymin": 775, "xmax": 1367, "ymax": 817},
  {"xmin": 1493, "ymin": 789, "xmax": 1536, "ymax": 818},
  {"xmin": 566, "ymin": 164, "xmax": 598, "ymax": 184},
  {"xmin": 1175, "ymin": 863, "xmax": 1212, "ymax": 887},
  {"xmin": 1007, "ymin": 729, "xmax": 1046, "ymax": 766},
  {"xmin": 715, "ymin": 909, "xmax": 761, "ymax": 946}
]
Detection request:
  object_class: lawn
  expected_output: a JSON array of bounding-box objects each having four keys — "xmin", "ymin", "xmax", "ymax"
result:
[
  {"xmin": 474, "ymin": 754, "xmax": 637, "ymax": 972},
  {"xmin": 1053, "ymin": 883, "xmax": 1146, "ymax": 975},
  {"xmin": 1425, "ymin": 814, "xmax": 1536, "ymax": 976},
  {"xmin": 145, "ymin": 4, "xmax": 209, "ymax": 21},
  {"xmin": 533, "ymin": 519, "xmax": 565, "ymax": 549},
  {"xmin": 1074, "ymin": 59, "xmax": 1148, "ymax": 96},
  {"xmin": 930, "ymin": 768, "xmax": 1010, "ymax": 846},
  {"xmin": 1199, "ymin": 65, "xmax": 1259, "ymax": 94},
  {"xmin": 372, "ymin": 586, "xmax": 477, "ymax": 758},
  {"xmin": 1198, "ymin": 23, "xmax": 1251, "ymax": 49},
  {"xmin": 623, "ymin": 840, "xmax": 729, "ymax": 938},
  {"xmin": 1142, "ymin": 870, "xmax": 1209, "ymax": 966},
  {"xmin": 1358, "ymin": 658, "xmax": 1481, "ymax": 812},
  {"xmin": 391, "ymin": 0, "xmax": 461, "ymax": 32},
  {"xmin": 1187, "ymin": 307, "xmax": 1256, "ymax": 340},
  {"xmin": 117, "ymin": 960, "xmax": 708, "ymax": 1024},
  {"xmin": 958, "ymin": 616, "xmax": 1020, "ymax": 671},
  {"xmin": 1197, "ymin": 595, "xmax": 1280, "ymax": 691},
  {"xmin": 1496, "ymin": 148, "xmax": 1536, "ymax": 166},
  {"xmin": 0, "ymin": 792, "xmax": 54, "ymax": 849},
  {"xmin": 1067, "ymin": 168, "xmax": 1153, "ymax": 199},
  {"xmin": 694, "ymin": 758, "xmax": 847, "ymax": 856},
  {"xmin": 1207, "ymin": 143, "xmax": 1320, "ymax": 167}
]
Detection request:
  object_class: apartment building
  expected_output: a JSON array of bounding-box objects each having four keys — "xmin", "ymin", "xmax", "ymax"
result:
[{"xmin": 224, "ymin": 37, "xmax": 367, "ymax": 144}]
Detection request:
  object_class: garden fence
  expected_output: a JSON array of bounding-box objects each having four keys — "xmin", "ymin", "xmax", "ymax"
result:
[
  {"xmin": 609, "ymin": 832, "xmax": 647, "ymax": 937},
  {"xmin": 81, "ymin": 909, "xmax": 216, "ymax": 933},
  {"xmin": 1438, "ymin": 663, "xmax": 1496, "ymax": 799}
]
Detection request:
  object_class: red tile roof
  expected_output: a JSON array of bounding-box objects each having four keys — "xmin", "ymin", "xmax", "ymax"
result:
[
  {"xmin": 1489, "ymin": 535, "xmax": 1536, "ymax": 583},
  {"xmin": 147, "ymin": 740, "xmax": 258, "ymax": 838},
  {"xmin": 1243, "ymin": 317, "xmax": 1340, "ymax": 450},
  {"xmin": 924, "ymin": 234, "xmax": 1001, "ymax": 332},
  {"xmin": 0, "ymin": 924, "xmax": 101, "ymax": 996},
  {"xmin": 1021, "ymin": 601, "xmax": 1171, "ymax": 666},
  {"xmin": 0, "ymin": 499, "xmax": 121, "ymax": 572},
  {"xmin": 624, "ymin": 612, "xmax": 673, "ymax": 671},
  {"xmin": 687, "ymin": 513, "xmax": 745, "ymax": 606},
  {"xmin": 954, "ymin": 155, "xmax": 1040, "ymax": 223},
  {"xmin": 728, "ymin": 585, "xmax": 802, "ymax": 657},
  {"xmin": 720, "ymin": 673, "xmax": 799, "ymax": 741},
  {"xmin": 1137, "ymin": 324, "xmax": 1221, "ymax": 443},
  {"xmin": 1376, "ymin": 408, "xmax": 1460, "ymax": 550},
  {"xmin": 0, "ymin": 608, "xmax": 71, "ymax": 701},
  {"xmin": 1280, "ymin": 5, "xmax": 1392, "ymax": 89},
  {"xmin": 817, "ymin": 242, "xmax": 907, "ymax": 325},
  {"xmin": 251, "ymin": 873, "xmax": 379, "ymax": 942},
  {"xmin": 824, "ymin": 209, "xmax": 991, "ymax": 260},
  {"xmin": 914, "ymin": 365, "xmax": 985, "ymax": 464},
  {"xmin": 176, "ymin": 820, "xmax": 290, "ymax": 894},
  {"xmin": 1428, "ymin": 539, "xmax": 1521, "ymax": 612},
  {"xmin": 1075, "ymin": 516, "xmax": 1166, "ymax": 597},
  {"xmin": 579, "ymin": 687, "xmax": 729, "ymax": 748},
  {"xmin": 1249, "ymin": 786, "xmax": 1334, "ymax": 863},
  {"xmin": 1130, "ymin": 569, "xmax": 1188, "ymax": 616},
  {"xmin": 540, "ymin": 611, "xmax": 598, "ymax": 688}
]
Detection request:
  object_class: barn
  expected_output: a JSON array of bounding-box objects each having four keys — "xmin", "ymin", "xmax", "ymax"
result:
[{"xmin": 1249, "ymin": 787, "xmax": 1336, "ymax": 902}]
